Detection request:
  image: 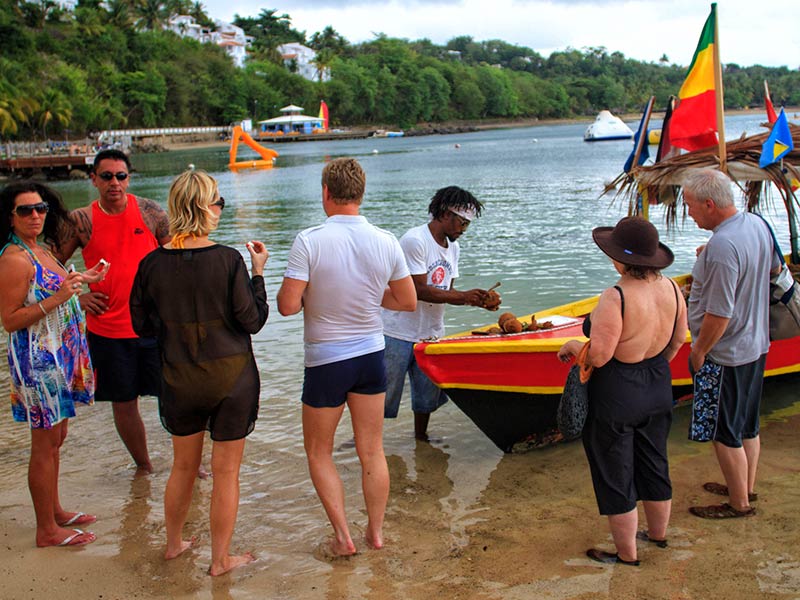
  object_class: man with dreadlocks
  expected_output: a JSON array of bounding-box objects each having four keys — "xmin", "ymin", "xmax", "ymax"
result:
[{"xmin": 382, "ymin": 186, "xmax": 495, "ymax": 441}]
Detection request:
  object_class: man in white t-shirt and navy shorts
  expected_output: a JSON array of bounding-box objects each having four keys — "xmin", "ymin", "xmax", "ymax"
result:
[
  {"xmin": 277, "ymin": 158, "xmax": 416, "ymax": 556},
  {"xmin": 382, "ymin": 186, "xmax": 496, "ymax": 441}
]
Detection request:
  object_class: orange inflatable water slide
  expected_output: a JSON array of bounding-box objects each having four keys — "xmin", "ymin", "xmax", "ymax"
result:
[{"xmin": 229, "ymin": 125, "xmax": 279, "ymax": 171}]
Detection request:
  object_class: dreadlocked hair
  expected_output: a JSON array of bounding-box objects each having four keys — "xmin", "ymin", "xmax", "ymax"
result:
[{"xmin": 427, "ymin": 186, "xmax": 483, "ymax": 220}]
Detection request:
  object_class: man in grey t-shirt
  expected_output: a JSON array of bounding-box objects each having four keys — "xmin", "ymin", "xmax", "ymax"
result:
[{"xmin": 684, "ymin": 169, "xmax": 777, "ymax": 519}]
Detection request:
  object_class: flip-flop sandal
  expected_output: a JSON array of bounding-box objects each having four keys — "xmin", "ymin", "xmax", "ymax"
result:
[
  {"xmin": 58, "ymin": 512, "xmax": 97, "ymax": 527},
  {"xmin": 702, "ymin": 482, "xmax": 758, "ymax": 502},
  {"xmin": 636, "ymin": 530, "xmax": 668, "ymax": 548},
  {"xmin": 586, "ymin": 548, "xmax": 640, "ymax": 566},
  {"xmin": 689, "ymin": 502, "xmax": 756, "ymax": 519},
  {"xmin": 58, "ymin": 529, "xmax": 96, "ymax": 546}
]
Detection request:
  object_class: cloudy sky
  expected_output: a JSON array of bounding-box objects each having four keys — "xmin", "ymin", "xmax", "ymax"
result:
[{"xmin": 200, "ymin": 0, "xmax": 799, "ymax": 68}]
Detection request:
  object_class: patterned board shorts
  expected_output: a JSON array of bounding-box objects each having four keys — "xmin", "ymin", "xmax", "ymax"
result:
[{"xmin": 689, "ymin": 355, "xmax": 766, "ymax": 447}]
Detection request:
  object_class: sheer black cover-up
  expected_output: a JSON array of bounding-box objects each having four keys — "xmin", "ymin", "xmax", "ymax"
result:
[{"xmin": 131, "ymin": 245, "xmax": 268, "ymax": 440}]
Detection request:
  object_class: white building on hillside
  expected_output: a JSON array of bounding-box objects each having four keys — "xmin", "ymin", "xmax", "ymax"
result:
[
  {"xmin": 167, "ymin": 15, "xmax": 208, "ymax": 43},
  {"xmin": 277, "ymin": 42, "xmax": 330, "ymax": 82},
  {"xmin": 211, "ymin": 19, "xmax": 252, "ymax": 68},
  {"xmin": 166, "ymin": 15, "xmax": 253, "ymax": 68}
]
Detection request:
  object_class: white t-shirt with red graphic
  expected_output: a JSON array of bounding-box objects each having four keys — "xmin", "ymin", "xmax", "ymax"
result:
[{"xmin": 382, "ymin": 222, "xmax": 459, "ymax": 342}]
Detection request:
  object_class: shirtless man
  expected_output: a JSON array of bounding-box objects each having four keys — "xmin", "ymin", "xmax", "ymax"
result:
[{"xmin": 55, "ymin": 149, "xmax": 170, "ymax": 473}]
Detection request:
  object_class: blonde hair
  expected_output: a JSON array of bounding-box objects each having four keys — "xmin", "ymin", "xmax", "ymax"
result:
[
  {"xmin": 167, "ymin": 169, "xmax": 220, "ymax": 236},
  {"xmin": 321, "ymin": 158, "xmax": 365, "ymax": 205}
]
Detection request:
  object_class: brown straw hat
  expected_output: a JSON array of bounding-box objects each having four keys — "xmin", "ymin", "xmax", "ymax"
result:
[{"xmin": 592, "ymin": 216, "xmax": 674, "ymax": 269}]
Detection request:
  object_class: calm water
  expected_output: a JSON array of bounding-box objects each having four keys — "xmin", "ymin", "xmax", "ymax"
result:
[{"xmin": 1, "ymin": 115, "xmax": 798, "ymax": 596}]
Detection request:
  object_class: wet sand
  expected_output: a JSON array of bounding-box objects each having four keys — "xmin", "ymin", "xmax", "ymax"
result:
[{"xmin": 1, "ymin": 372, "xmax": 799, "ymax": 600}]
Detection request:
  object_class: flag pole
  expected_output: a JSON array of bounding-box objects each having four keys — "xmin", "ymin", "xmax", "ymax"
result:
[
  {"xmin": 711, "ymin": 2, "xmax": 727, "ymax": 173},
  {"xmin": 630, "ymin": 97, "xmax": 655, "ymax": 219}
]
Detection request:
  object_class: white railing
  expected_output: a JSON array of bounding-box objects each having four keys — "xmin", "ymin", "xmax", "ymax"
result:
[{"xmin": 97, "ymin": 126, "xmax": 232, "ymax": 142}]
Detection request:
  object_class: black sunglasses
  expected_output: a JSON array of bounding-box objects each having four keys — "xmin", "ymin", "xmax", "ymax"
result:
[
  {"xmin": 97, "ymin": 171, "xmax": 129, "ymax": 181},
  {"xmin": 211, "ymin": 196, "xmax": 225, "ymax": 210},
  {"xmin": 13, "ymin": 202, "xmax": 49, "ymax": 217}
]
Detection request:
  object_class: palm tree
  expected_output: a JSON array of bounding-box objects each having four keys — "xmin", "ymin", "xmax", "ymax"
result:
[
  {"xmin": 35, "ymin": 89, "xmax": 72, "ymax": 139},
  {"xmin": 0, "ymin": 75, "xmax": 38, "ymax": 137},
  {"xmin": 188, "ymin": 1, "xmax": 212, "ymax": 27},
  {"xmin": 105, "ymin": 0, "xmax": 133, "ymax": 29},
  {"xmin": 134, "ymin": 0, "xmax": 166, "ymax": 31}
]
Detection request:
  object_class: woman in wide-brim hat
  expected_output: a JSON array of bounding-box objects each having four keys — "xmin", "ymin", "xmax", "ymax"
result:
[{"xmin": 558, "ymin": 216, "xmax": 688, "ymax": 566}]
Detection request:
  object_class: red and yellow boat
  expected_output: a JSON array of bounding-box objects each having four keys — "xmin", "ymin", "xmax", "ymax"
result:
[{"xmin": 414, "ymin": 274, "xmax": 800, "ymax": 452}]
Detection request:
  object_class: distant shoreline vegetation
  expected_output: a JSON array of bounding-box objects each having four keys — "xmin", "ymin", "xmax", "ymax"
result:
[{"xmin": 2, "ymin": 4, "xmax": 798, "ymax": 141}]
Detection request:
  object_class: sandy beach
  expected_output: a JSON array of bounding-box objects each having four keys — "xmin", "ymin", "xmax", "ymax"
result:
[{"xmin": 1, "ymin": 372, "xmax": 799, "ymax": 600}]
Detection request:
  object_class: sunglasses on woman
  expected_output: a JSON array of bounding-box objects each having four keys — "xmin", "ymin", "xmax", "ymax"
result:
[
  {"xmin": 12, "ymin": 202, "xmax": 49, "ymax": 217},
  {"xmin": 97, "ymin": 171, "xmax": 129, "ymax": 181},
  {"xmin": 211, "ymin": 196, "xmax": 225, "ymax": 210}
]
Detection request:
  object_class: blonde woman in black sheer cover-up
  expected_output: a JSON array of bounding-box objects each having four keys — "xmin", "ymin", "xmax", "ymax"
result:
[{"xmin": 130, "ymin": 170, "xmax": 268, "ymax": 576}]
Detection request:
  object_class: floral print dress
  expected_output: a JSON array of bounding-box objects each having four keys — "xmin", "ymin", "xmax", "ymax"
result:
[{"xmin": 2, "ymin": 236, "xmax": 94, "ymax": 428}]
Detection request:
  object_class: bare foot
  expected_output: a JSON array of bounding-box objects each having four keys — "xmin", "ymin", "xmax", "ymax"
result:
[
  {"xmin": 313, "ymin": 537, "xmax": 358, "ymax": 562},
  {"xmin": 165, "ymin": 535, "xmax": 197, "ymax": 560},
  {"xmin": 135, "ymin": 462, "xmax": 154, "ymax": 476},
  {"xmin": 56, "ymin": 511, "xmax": 97, "ymax": 527},
  {"xmin": 208, "ymin": 552, "xmax": 256, "ymax": 576},
  {"xmin": 37, "ymin": 527, "xmax": 96, "ymax": 547},
  {"xmin": 365, "ymin": 531, "xmax": 384, "ymax": 550}
]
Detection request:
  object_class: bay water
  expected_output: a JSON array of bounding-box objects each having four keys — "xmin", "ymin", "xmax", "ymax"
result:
[{"xmin": 1, "ymin": 114, "xmax": 799, "ymax": 598}]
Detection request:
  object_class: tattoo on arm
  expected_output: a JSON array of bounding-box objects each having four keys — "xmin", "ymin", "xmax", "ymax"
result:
[
  {"xmin": 140, "ymin": 198, "xmax": 170, "ymax": 243},
  {"xmin": 54, "ymin": 210, "xmax": 90, "ymax": 262}
]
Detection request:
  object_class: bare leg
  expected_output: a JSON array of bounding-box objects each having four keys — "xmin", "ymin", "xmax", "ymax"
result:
[
  {"xmin": 112, "ymin": 399, "xmax": 152, "ymax": 473},
  {"xmin": 641, "ymin": 499, "xmax": 671, "ymax": 541},
  {"xmin": 302, "ymin": 403, "xmax": 357, "ymax": 556},
  {"xmin": 743, "ymin": 435, "xmax": 760, "ymax": 495},
  {"xmin": 713, "ymin": 441, "xmax": 750, "ymax": 511},
  {"xmin": 164, "ymin": 432, "xmax": 203, "ymax": 560},
  {"xmin": 208, "ymin": 438, "xmax": 254, "ymax": 576},
  {"xmin": 30, "ymin": 422, "xmax": 95, "ymax": 547},
  {"xmin": 348, "ymin": 392, "xmax": 389, "ymax": 549},
  {"xmin": 607, "ymin": 508, "xmax": 638, "ymax": 563},
  {"xmin": 413, "ymin": 412, "xmax": 430, "ymax": 441}
]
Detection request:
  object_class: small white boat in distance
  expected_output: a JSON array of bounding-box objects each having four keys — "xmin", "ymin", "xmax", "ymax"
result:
[{"xmin": 583, "ymin": 110, "xmax": 634, "ymax": 142}]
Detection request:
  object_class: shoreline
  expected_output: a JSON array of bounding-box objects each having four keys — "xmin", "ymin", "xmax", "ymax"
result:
[{"xmin": 153, "ymin": 107, "xmax": 795, "ymax": 153}]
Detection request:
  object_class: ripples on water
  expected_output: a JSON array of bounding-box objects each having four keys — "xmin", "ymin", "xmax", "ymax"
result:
[{"xmin": 0, "ymin": 115, "xmax": 796, "ymax": 593}]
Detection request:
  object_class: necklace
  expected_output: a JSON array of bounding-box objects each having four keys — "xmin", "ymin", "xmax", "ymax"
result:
[{"xmin": 97, "ymin": 200, "xmax": 127, "ymax": 215}]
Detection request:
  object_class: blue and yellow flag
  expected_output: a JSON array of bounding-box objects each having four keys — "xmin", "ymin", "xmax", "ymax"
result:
[
  {"xmin": 760, "ymin": 108, "xmax": 794, "ymax": 168},
  {"xmin": 624, "ymin": 97, "xmax": 655, "ymax": 173}
]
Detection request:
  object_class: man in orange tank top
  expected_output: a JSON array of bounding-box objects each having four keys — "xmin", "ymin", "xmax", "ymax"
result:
[{"xmin": 56, "ymin": 150, "xmax": 170, "ymax": 474}]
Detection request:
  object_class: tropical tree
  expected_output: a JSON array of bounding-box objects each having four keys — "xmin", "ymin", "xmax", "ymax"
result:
[
  {"xmin": 309, "ymin": 26, "xmax": 349, "ymax": 57},
  {"xmin": 19, "ymin": 0, "xmax": 57, "ymax": 28},
  {"xmin": 188, "ymin": 1, "xmax": 212, "ymax": 27},
  {"xmin": 135, "ymin": 0, "xmax": 167, "ymax": 31},
  {"xmin": 0, "ymin": 83, "xmax": 37, "ymax": 136},
  {"xmin": 35, "ymin": 89, "xmax": 72, "ymax": 138},
  {"xmin": 104, "ymin": 0, "xmax": 133, "ymax": 29}
]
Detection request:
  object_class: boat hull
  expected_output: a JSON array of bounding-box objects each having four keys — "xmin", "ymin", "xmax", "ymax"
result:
[{"xmin": 414, "ymin": 285, "xmax": 800, "ymax": 452}]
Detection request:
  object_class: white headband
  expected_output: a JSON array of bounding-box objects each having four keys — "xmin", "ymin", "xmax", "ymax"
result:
[{"xmin": 450, "ymin": 206, "xmax": 477, "ymax": 222}]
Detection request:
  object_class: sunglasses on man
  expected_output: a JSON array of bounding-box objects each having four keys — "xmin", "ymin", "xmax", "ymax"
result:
[
  {"xmin": 97, "ymin": 171, "xmax": 129, "ymax": 181},
  {"xmin": 12, "ymin": 202, "xmax": 49, "ymax": 217}
]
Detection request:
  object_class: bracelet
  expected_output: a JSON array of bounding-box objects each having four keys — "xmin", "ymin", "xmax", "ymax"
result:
[{"xmin": 37, "ymin": 301, "xmax": 48, "ymax": 316}]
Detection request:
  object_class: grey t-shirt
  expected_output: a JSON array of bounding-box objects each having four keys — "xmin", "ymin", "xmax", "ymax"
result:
[{"xmin": 688, "ymin": 211, "xmax": 776, "ymax": 366}]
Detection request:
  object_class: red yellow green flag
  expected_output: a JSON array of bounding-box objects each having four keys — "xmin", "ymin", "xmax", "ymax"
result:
[{"xmin": 669, "ymin": 4, "xmax": 719, "ymax": 152}]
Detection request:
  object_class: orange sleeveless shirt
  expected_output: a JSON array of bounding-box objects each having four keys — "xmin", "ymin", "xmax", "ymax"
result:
[{"xmin": 83, "ymin": 194, "xmax": 158, "ymax": 338}]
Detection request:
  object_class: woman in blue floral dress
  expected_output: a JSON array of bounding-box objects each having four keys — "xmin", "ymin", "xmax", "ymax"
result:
[{"xmin": 0, "ymin": 181, "xmax": 108, "ymax": 547}]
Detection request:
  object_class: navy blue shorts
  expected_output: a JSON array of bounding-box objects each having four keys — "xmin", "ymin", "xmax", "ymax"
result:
[
  {"xmin": 302, "ymin": 350, "xmax": 387, "ymax": 408},
  {"xmin": 87, "ymin": 332, "xmax": 161, "ymax": 402}
]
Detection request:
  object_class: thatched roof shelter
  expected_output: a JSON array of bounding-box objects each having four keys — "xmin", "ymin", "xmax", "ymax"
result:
[{"xmin": 604, "ymin": 123, "xmax": 800, "ymax": 258}]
